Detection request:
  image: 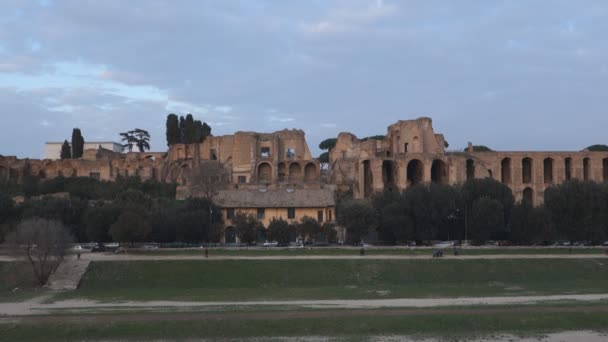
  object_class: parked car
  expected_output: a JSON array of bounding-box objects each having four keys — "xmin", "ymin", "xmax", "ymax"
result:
[{"xmin": 263, "ymin": 241, "xmax": 278, "ymax": 247}]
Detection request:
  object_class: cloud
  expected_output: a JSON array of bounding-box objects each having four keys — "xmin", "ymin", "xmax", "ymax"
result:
[{"xmin": 266, "ymin": 115, "xmax": 295, "ymax": 123}]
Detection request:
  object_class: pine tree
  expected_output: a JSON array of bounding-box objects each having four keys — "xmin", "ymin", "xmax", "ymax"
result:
[
  {"xmin": 60, "ymin": 140, "xmax": 71, "ymax": 159},
  {"xmin": 71, "ymin": 128, "xmax": 85, "ymax": 158},
  {"xmin": 166, "ymin": 114, "xmax": 180, "ymax": 146}
]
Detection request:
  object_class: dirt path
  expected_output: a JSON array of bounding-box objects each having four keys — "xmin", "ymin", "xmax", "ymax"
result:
[{"xmin": 3, "ymin": 293, "xmax": 608, "ymax": 317}]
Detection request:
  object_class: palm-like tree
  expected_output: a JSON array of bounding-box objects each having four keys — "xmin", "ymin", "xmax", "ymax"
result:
[{"xmin": 120, "ymin": 129, "xmax": 150, "ymax": 153}]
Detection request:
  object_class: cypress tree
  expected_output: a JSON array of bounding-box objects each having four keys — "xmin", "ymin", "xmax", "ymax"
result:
[
  {"xmin": 60, "ymin": 140, "xmax": 71, "ymax": 159},
  {"xmin": 179, "ymin": 116, "xmax": 186, "ymax": 143},
  {"xmin": 166, "ymin": 114, "xmax": 180, "ymax": 146},
  {"xmin": 184, "ymin": 114, "xmax": 195, "ymax": 143},
  {"xmin": 71, "ymin": 128, "xmax": 85, "ymax": 158}
]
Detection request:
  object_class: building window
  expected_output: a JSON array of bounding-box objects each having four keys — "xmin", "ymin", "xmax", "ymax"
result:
[
  {"xmin": 238, "ymin": 176, "xmax": 246, "ymax": 184},
  {"xmin": 404, "ymin": 143, "xmax": 408, "ymax": 153},
  {"xmin": 257, "ymin": 208, "xmax": 265, "ymax": 220},
  {"xmin": 227, "ymin": 208, "xmax": 234, "ymax": 219},
  {"xmin": 210, "ymin": 149, "xmax": 217, "ymax": 160},
  {"xmin": 261, "ymin": 147, "xmax": 270, "ymax": 158},
  {"xmin": 317, "ymin": 210, "xmax": 323, "ymax": 223},
  {"xmin": 89, "ymin": 172, "xmax": 100, "ymax": 181},
  {"xmin": 287, "ymin": 207, "xmax": 296, "ymax": 219},
  {"xmin": 286, "ymin": 148, "xmax": 295, "ymax": 158}
]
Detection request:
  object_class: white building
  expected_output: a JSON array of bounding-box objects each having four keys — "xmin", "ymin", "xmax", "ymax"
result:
[{"xmin": 44, "ymin": 142, "xmax": 123, "ymax": 160}]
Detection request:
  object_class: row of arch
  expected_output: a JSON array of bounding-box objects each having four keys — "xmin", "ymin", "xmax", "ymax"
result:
[
  {"xmin": 498, "ymin": 157, "xmax": 608, "ymax": 185},
  {"xmin": 257, "ymin": 162, "xmax": 318, "ymax": 183},
  {"xmin": 362, "ymin": 159, "xmax": 450, "ymax": 197}
]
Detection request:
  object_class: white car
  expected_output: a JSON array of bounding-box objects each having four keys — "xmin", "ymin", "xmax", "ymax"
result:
[{"xmin": 263, "ymin": 241, "xmax": 278, "ymax": 247}]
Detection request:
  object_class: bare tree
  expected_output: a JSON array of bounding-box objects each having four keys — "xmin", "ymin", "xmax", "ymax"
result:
[
  {"xmin": 3, "ymin": 218, "xmax": 74, "ymax": 286},
  {"xmin": 189, "ymin": 161, "xmax": 229, "ymax": 200}
]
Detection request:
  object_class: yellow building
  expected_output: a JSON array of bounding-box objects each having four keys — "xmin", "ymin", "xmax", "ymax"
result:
[{"xmin": 215, "ymin": 189, "xmax": 336, "ymax": 243}]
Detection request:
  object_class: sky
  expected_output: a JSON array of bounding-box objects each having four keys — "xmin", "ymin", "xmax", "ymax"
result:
[{"xmin": 1, "ymin": 0, "xmax": 607, "ymax": 159}]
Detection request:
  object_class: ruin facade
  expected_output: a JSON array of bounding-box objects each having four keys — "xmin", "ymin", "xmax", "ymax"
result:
[{"xmin": 2, "ymin": 117, "xmax": 608, "ymax": 206}]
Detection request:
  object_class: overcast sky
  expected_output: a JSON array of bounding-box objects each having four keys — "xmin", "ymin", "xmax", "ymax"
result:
[{"xmin": 1, "ymin": 0, "xmax": 607, "ymax": 159}]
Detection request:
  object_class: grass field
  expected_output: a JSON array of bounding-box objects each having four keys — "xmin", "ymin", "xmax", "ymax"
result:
[
  {"xmin": 128, "ymin": 247, "xmax": 607, "ymax": 257},
  {"xmin": 3, "ymin": 309, "xmax": 608, "ymax": 341},
  {"xmin": 58, "ymin": 258, "xmax": 608, "ymax": 302},
  {"xmin": 0, "ymin": 262, "xmax": 44, "ymax": 302}
]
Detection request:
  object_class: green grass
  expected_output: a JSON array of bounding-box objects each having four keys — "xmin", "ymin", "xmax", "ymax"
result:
[
  {"xmin": 129, "ymin": 247, "xmax": 606, "ymax": 257},
  {"xmin": 58, "ymin": 259, "xmax": 608, "ymax": 302},
  {"xmin": 0, "ymin": 262, "xmax": 45, "ymax": 302},
  {"xmin": 3, "ymin": 310, "xmax": 608, "ymax": 341}
]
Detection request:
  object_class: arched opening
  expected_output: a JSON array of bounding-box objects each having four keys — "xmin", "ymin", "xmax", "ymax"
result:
[
  {"xmin": 258, "ymin": 162, "xmax": 272, "ymax": 183},
  {"xmin": 523, "ymin": 187, "xmax": 534, "ymax": 205},
  {"xmin": 466, "ymin": 159, "xmax": 475, "ymax": 181},
  {"xmin": 278, "ymin": 162, "xmax": 286, "ymax": 182},
  {"xmin": 501, "ymin": 158, "xmax": 511, "ymax": 184},
  {"xmin": 257, "ymin": 227, "xmax": 267, "ymax": 243},
  {"xmin": 543, "ymin": 158, "xmax": 554, "ymax": 184},
  {"xmin": 363, "ymin": 160, "xmax": 373, "ymax": 197},
  {"xmin": 565, "ymin": 158, "xmax": 572, "ymax": 180},
  {"xmin": 583, "ymin": 158, "xmax": 590, "ymax": 181},
  {"xmin": 382, "ymin": 160, "xmax": 395, "ymax": 191},
  {"xmin": 431, "ymin": 159, "xmax": 449, "ymax": 184},
  {"xmin": 522, "ymin": 157, "xmax": 533, "ymax": 184},
  {"xmin": 225, "ymin": 227, "xmax": 237, "ymax": 244},
  {"xmin": 603, "ymin": 158, "xmax": 608, "ymax": 183},
  {"xmin": 304, "ymin": 163, "xmax": 317, "ymax": 181},
  {"xmin": 288, "ymin": 163, "xmax": 302, "ymax": 182},
  {"xmin": 406, "ymin": 159, "xmax": 424, "ymax": 186},
  {"xmin": 0, "ymin": 166, "xmax": 7, "ymax": 181}
]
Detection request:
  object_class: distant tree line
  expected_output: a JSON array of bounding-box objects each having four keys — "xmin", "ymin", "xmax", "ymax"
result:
[
  {"xmin": 166, "ymin": 114, "xmax": 211, "ymax": 146},
  {"xmin": 337, "ymin": 178, "xmax": 608, "ymax": 245}
]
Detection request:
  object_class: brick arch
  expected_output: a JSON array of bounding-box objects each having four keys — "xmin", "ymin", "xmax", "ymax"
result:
[
  {"xmin": 603, "ymin": 158, "xmax": 608, "ymax": 183},
  {"xmin": 304, "ymin": 162, "xmax": 317, "ymax": 181},
  {"xmin": 288, "ymin": 162, "xmax": 302, "ymax": 182},
  {"xmin": 431, "ymin": 159, "xmax": 448, "ymax": 184},
  {"xmin": 406, "ymin": 159, "xmax": 424, "ymax": 186},
  {"xmin": 522, "ymin": 157, "xmax": 533, "ymax": 184},
  {"xmin": 466, "ymin": 159, "xmax": 475, "ymax": 181},
  {"xmin": 583, "ymin": 158, "xmax": 590, "ymax": 180},
  {"xmin": 523, "ymin": 187, "xmax": 534, "ymax": 205},
  {"xmin": 543, "ymin": 158, "xmax": 554, "ymax": 184},
  {"xmin": 258, "ymin": 162, "xmax": 273, "ymax": 183},
  {"xmin": 501, "ymin": 158, "xmax": 511, "ymax": 184}
]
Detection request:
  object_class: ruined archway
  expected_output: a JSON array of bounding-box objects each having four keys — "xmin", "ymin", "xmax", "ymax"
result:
[
  {"xmin": 603, "ymin": 158, "xmax": 608, "ymax": 183},
  {"xmin": 288, "ymin": 163, "xmax": 302, "ymax": 182},
  {"xmin": 431, "ymin": 159, "xmax": 448, "ymax": 184},
  {"xmin": 406, "ymin": 159, "xmax": 424, "ymax": 186},
  {"xmin": 363, "ymin": 160, "xmax": 373, "ymax": 197},
  {"xmin": 522, "ymin": 157, "xmax": 533, "ymax": 184},
  {"xmin": 583, "ymin": 158, "xmax": 590, "ymax": 181},
  {"xmin": 304, "ymin": 163, "xmax": 317, "ymax": 181},
  {"xmin": 466, "ymin": 159, "xmax": 475, "ymax": 181},
  {"xmin": 543, "ymin": 158, "xmax": 554, "ymax": 184},
  {"xmin": 278, "ymin": 162, "xmax": 286, "ymax": 182},
  {"xmin": 501, "ymin": 158, "xmax": 511, "ymax": 184},
  {"xmin": 258, "ymin": 162, "xmax": 272, "ymax": 183},
  {"xmin": 523, "ymin": 187, "xmax": 534, "ymax": 205},
  {"xmin": 382, "ymin": 160, "xmax": 395, "ymax": 191},
  {"xmin": 225, "ymin": 227, "xmax": 236, "ymax": 244},
  {"xmin": 565, "ymin": 157, "xmax": 572, "ymax": 180}
]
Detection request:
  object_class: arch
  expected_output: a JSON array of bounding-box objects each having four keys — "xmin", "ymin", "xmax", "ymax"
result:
[
  {"xmin": 523, "ymin": 187, "xmax": 534, "ymax": 205},
  {"xmin": 543, "ymin": 158, "xmax": 554, "ymax": 184},
  {"xmin": 565, "ymin": 157, "xmax": 572, "ymax": 180},
  {"xmin": 304, "ymin": 163, "xmax": 317, "ymax": 181},
  {"xmin": 501, "ymin": 158, "xmax": 511, "ymax": 184},
  {"xmin": 0, "ymin": 166, "xmax": 7, "ymax": 181},
  {"xmin": 406, "ymin": 159, "xmax": 424, "ymax": 186},
  {"xmin": 288, "ymin": 162, "xmax": 302, "ymax": 182},
  {"xmin": 603, "ymin": 158, "xmax": 608, "ymax": 183},
  {"xmin": 466, "ymin": 159, "xmax": 475, "ymax": 181},
  {"xmin": 258, "ymin": 162, "xmax": 273, "ymax": 183},
  {"xmin": 382, "ymin": 160, "xmax": 395, "ymax": 191},
  {"xmin": 431, "ymin": 159, "xmax": 449, "ymax": 184},
  {"xmin": 583, "ymin": 158, "xmax": 590, "ymax": 181},
  {"xmin": 363, "ymin": 160, "xmax": 373, "ymax": 197},
  {"xmin": 225, "ymin": 227, "xmax": 237, "ymax": 244},
  {"xmin": 522, "ymin": 157, "xmax": 533, "ymax": 184},
  {"xmin": 278, "ymin": 162, "xmax": 286, "ymax": 182}
]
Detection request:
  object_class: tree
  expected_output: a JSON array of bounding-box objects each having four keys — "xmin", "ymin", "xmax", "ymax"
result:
[
  {"xmin": 183, "ymin": 114, "xmax": 196, "ymax": 144},
  {"xmin": 403, "ymin": 183, "xmax": 458, "ymax": 242},
  {"xmin": 109, "ymin": 211, "xmax": 151, "ymax": 246},
  {"xmin": 319, "ymin": 138, "xmax": 337, "ymax": 151},
  {"xmin": 586, "ymin": 144, "xmax": 608, "ymax": 152},
  {"xmin": 267, "ymin": 218, "xmax": 291, "ymax": 245},
  {"xmin": 188, "ymin": 161, "xmax": 229, "ymax": 200},
  {"xmin": 318, "ymin": 152, "xmax": 329, "ymax": 164},
  {"xmin": 464, "ymin": 145, "xmax": 493, "ymax": 152},
  {"xmin": 166, "ymin": 114, "xmax": 181, "ymax": 146},
  {"xmin": 232, "ymin": 213, "xmax": 260, "ymax": 245},
  {"xmin": 461, "ymin": 178, "xmax": 514, "ymax": 226},
  {"xmin": 470, "ymin": 197, "xmax": 504, "ymax": 245},
  {"xmin": 297, "ymin": 216, "xmax": 322, "ymax": 242},
  {"xmin": 71, "ymin": 128, "xmax": 85, "ymax": 158},
  {"xmin": 510, "ymin": 203, "xmax": 555, "ymax": 245},
  {"xmin": 337, "ymin": 199, "xmax": 377, "ymax": 244},
  {"xmin": 83, "ymin": 204, "xmax": 122, "ymax": 242},
  {"xmin": 120, "ymin": 129, "xmax": 150, "ymax": 152},
  {"xmin": 60, "ymin": 140, "xmax": 71, "ymax": 159},
  {"xmin": 3, "ymin": 218, "xmax": 74, "ymax": 285}
]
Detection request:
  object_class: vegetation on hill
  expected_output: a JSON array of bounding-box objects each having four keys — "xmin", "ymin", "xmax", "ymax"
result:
[
  {"xmin": 165, "ymin": 113, "xmax": 211, "ymax": 146},
  {"xmin": 586, "ymin": 144, "xmax": 608, "ymax": 151},
  {"xmin": 464, "ymin": 145, "xmax": 494, "ymax": 152}
]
